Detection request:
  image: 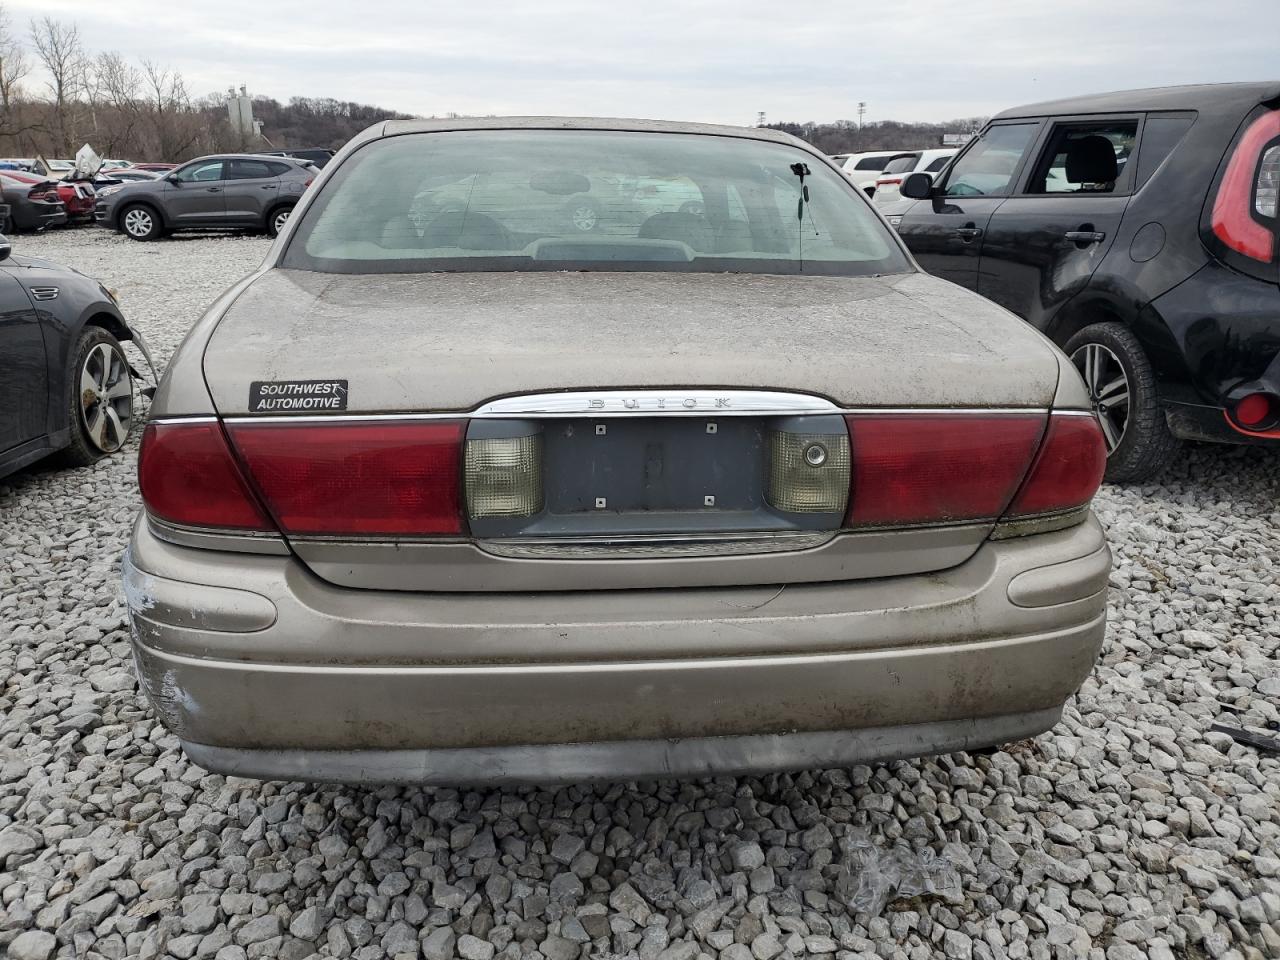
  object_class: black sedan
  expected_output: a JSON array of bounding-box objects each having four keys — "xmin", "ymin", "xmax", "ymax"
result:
[
  {"xmin": 0, "ymin": 235, "xmax": 155, "ymax": 478},
  {"xmin": 0, "ymin": 173, "xmax": 68, "ymax": 232}
]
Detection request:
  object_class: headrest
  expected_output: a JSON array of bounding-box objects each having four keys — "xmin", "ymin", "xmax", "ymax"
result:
[
  {"xmin": 637, "ymin": 212, "xmax": 714, "ymax": 252},
  {"xmin": 1065, "ymin": 135, "xmax": 1118, "ymax": 185}
]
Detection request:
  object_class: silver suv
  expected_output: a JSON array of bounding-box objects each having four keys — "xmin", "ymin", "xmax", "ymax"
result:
[{"xmin": 94, "ymin": 154, "xmax": 315, "ymax": 240}]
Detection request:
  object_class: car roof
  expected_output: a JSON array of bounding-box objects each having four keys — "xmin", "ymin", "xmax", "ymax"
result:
[
  {"xmin": 994, "ymin": 81, "xmax": 1280, "ymax": 119},
  {"xmin": 378, "ymin": 115, "xmax": 811, "ymax": 149}
]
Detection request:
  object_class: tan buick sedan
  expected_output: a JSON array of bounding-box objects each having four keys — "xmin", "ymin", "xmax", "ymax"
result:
[{"xmin": 123, "ymin": 118, "xmax": 1110, "ymax": 783}]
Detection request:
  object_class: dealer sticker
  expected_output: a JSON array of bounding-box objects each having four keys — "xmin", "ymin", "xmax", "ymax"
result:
[{"xmin": 249, "ymin": 379, "xmax": 349, "ymax": 413}]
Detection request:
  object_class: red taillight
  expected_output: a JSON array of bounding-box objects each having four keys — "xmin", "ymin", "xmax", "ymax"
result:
[
  {"xmin": 1006, "ymin": 414, "xmax": 1106, "ymax": 517},
  {"xmin": 138, "ymin": 421, "xmax": 273, "ymax": 531},
  {"xmin": 1211, "ymin": 110, "xmax": 1280, "ymax": 263},
  {"xmin": 303, "ymin": 178, "xmax": 313, "ymax": 188},
  {"xmin": 227, "ymin": 420, "xmax": 466, "ymax": 536},
  {"xmin": 843, "ymin": 414, "xmax": 1046, "ymax": 526}
]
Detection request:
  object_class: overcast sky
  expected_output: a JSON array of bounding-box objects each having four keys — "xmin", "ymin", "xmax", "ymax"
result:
[{"xmin": 6, "ymin": 0, "xmax": 1277, "ymax": 125}]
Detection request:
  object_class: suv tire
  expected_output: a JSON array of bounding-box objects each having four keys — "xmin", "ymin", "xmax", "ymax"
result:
[
  {"xmin": 1065, "ymin": 321, "xmax": 1179, "ymax": 483},
  {"xmin": 266, "ymin": 204, "xmax": 294, "ymax": 238},
  {"xmin": 120, "ymin": 204, "xmax": 162, "ymax": 241},
  {"xmin": 56, "ymin": 326, "xmax": 133, "ymax": 467}
]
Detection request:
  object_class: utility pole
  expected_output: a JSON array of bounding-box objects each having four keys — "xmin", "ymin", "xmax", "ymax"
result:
[{"xmin": 857, "ymin": 102, "xmax": 867, "ymax": 130}]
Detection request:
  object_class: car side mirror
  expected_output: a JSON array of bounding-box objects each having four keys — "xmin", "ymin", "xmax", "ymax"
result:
[
  {"xmin": 900, "ymin": 172, "xmax": 934, "ymax": 200},
  {"xmin": 0, "ymin": 235, "xmax": 10, "ymax": 260},
  {"xmin": 165, "ymin": 174, "xmax": 180, "ymax": 185}
]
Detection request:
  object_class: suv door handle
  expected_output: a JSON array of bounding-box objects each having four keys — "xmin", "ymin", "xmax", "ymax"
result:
[
  {"xmin": 205, "ymin": 187, "xmax": 222, "ymax": 193},
  {"xmin": 954, "ymin": 225, "xmax": 983, "ymax": 240},
  {"xmin": 1065, "ymin": 229, "xmax": 1106, "ymax": 244}
]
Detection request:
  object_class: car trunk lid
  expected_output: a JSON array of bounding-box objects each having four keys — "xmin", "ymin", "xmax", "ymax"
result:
[{"xmin": 203, "ymin": 268, "xmax": 1065, "ymax": 591}]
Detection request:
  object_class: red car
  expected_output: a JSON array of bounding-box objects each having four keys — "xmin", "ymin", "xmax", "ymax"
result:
[
  {"xmin": 129, "ymin": 163, "xmax": 178, "ymax": 172},
  {"xmin": 3, "ymin": 171, "xmax": 95, "ymax": 222}
]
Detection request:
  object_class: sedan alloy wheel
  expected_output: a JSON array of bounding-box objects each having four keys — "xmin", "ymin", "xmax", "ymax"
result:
[
  {"xmin": 79, "ymin": 341, "xmax": 133, "ymax": 453},
  {"xmin": 1071, "ymin": 342, "xmax": 1130, "ymax": 453}
]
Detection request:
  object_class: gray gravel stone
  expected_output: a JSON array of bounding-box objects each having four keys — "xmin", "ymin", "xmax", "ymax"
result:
[
  {"xmin": 5, "ymin": 930, "xmax": 57, "ymax": 960},
  {"xmin": 421, "ymin": 926, "xmax": 456, "ymax": 960}
]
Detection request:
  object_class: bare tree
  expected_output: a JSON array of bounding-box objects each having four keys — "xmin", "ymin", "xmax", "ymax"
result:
[
  {"xmin": 30, "ymin": 16, "xmax": 84, "ymax": 154},
  {"xmin": 88, "ymin": 51, "xmax": 143, "ymax": 156},
  {"xmin": 141, "ymin": 60, "xmax": 203, "ymax": 160},
  {"xmin": 0, "ymin": 5, "xmax": 31, "ymax": 136}
]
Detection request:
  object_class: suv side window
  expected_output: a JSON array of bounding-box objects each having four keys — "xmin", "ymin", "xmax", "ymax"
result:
[
  {"xmin": 941, "ymin": 124, "xmax": 1038, "ymax": 197},
  {"xmin": 174, "ymin": 160, "xmax": 225, "ymax": 183},
  {"xmin": 1026, "ymin": 120, "xmax": 1138, "ymax": 194},
  {"xmin": 228, "ymin": 159, "xmax": 278, "ymax": 180},
  {"xmin": 1134, "ymin": 113, "xmax": 1195, "ymax": 190}
]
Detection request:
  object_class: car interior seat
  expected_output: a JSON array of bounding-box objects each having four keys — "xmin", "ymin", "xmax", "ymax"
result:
[
  {"xmin": 637, "ymin": 212, "xmax": 715, "ymax": 252},
  {"xmin": 1064, "ymin": 135, "xmax": 1119, "ymax": 191},
  {"xmin": 419, "ymin": 211, "xmax": 512, "ymax": 250}
]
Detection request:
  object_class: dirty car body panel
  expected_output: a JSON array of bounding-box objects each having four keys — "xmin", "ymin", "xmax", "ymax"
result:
[{"xmin": 124, "ymin": 117, "xmax": 1110, "ymax": 783}]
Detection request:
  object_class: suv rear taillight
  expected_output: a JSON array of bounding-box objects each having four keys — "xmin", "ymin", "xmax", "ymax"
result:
[
  {"xmin": 226, "ymin": 420, "xmax": 466, "ymax": 536},
  {"xmin": 139, "ymin": 421, "xmax": 273, "ymax": 531},
  {"xmin": 1211, "ymin": 110, "xmax": 1280, "ymax": 263}
]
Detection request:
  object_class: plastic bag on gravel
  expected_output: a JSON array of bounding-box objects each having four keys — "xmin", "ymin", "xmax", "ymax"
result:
[{"xmin": 836, "ymin": 834, "xmax": 963, "ymax": 916}]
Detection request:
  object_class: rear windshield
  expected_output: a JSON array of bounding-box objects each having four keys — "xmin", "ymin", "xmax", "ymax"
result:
[
  {"xmin": 282, "ymin": 130, "xmax": 910, "ymax": 277},
  {"xmin": 881, "ymin": 155, "xmax": 919, "ymax": 174},
  {"xmin": 852, "ymin": 155, "xmax": 892, "ymax": 170}
]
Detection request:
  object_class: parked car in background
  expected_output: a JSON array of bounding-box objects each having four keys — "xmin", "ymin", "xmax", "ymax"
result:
[
  {"xmin": 101, "ymin": 159, "xmax": 133, "ymax": 170},
  {"xmin": 96, "ymin": 154, "xmax": 316, "ymax": 240},
  {"xmin": 261, "ymin": 148, "xmax": 336, "ymax": 168},
  {"xmin": 872, "ymin": 148, "xmax": 958, "ymax": 204},
  {"xmin": 0, "ymin": 235, "xmax": 155, "ymax": 478},
  {"xmin": 129, "ymin": 163, "xmax": 178, "ymax": 172},
  {"xmin": 2, "ymin": 170, "xmax": 96, "ymax": 223},
  {"xmin": 125, "ymin": 117, "xmax": 1109, "ymax": 784},
  {"xmin": 841, "ymin": 150, "xmax": 917, "ymax": 195},
  {"xmin": 94, "ymin": 169, "xmax": 162, "ymax": 190},
  {"xmin": 0, "ymin": 173, "xmax": 67, "ymax": 231},
  {"xmin": 887, "ymin": 81, "xmax": 1280, "ymax": 480}
]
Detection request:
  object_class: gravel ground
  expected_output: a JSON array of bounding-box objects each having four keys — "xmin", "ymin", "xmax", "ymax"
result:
[{"xmin": 2, "ymin": 226, "xmax": 1278, "ymax": 960}]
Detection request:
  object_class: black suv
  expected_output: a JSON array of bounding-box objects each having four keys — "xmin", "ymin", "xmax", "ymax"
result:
[{"xmin": 885, "ymin": 82, "xmax": 1280, "ymax": 480}]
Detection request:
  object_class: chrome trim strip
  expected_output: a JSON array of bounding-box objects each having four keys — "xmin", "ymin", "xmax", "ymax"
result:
[
  {"xmin": 148, "ymin": 517, "xmax": 290, "ymax": 555},
  {"xmin": 474, "ymin": 390, "xmax": 839, "ymax": 417},
  {"xmin": 220, "ymin": 405, "xmax": 1068, "ymax": 425},
  {"xmin": 477, "ymin": 531, "xmax": 835, "ymax": 560},
  {"xmin": 146, "ymin": 415, "xmax": 220, "ymax": 425}
]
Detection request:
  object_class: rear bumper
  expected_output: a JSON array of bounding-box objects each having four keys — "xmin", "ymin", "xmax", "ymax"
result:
[
  {"xmin": 1164, "ymin": 398, "xmax": 1280, "ymax": 445},
  {"xmin": 123, "ymin": 514, "xmax": 1110, "ymax": 783}
]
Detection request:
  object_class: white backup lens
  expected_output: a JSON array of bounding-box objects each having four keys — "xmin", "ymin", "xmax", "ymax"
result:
[
  {"xmin": 767, "ymin": 430, "xmax": 850, "ymax": 514},
  {"xmin": 1257, "ymin": 145, "xmax": 1280, "ymax": 219},
  {"xmin": 465, "ymin": 434, "xmax": 544, "ymax": 518}
]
